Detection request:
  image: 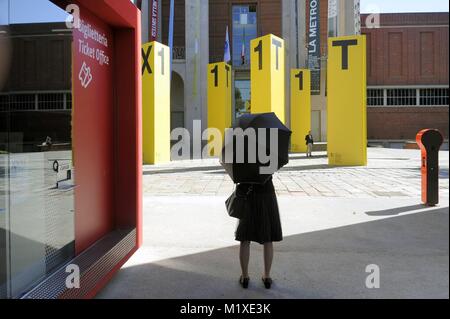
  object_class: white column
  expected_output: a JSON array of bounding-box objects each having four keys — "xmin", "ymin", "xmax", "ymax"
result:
[
  {"xmin": 185, "ymin": 0, "xmax": 209, "ymax": 157},
  {"xmin": 337, "ymin": 0, "xmax": 360, "ymax": 36},
  {"xmin": 283, "ymin": 0, "xmax": 307, "ymax": 129}
]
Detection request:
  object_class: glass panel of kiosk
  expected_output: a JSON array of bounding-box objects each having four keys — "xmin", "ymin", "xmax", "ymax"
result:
[{"xmin": 0, "ymin": 0, "xmax": 75, "ymax": 298}]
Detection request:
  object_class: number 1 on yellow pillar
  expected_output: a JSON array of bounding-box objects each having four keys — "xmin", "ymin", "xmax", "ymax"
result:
[
  {"xmin": 291, "ymin": 69, "xmax": 311, "ymax": 153},
  {"xmin": 142, "ymin": 41, "xmax": 171, "ymax": 164},
  {"xmin": 207, "ymin": 62, "xmax": 232, "ymax": 157}
]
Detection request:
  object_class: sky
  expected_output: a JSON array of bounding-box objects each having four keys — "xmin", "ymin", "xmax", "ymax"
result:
[
  {"xmin": 1, "ymin": 0, "xmax": 449, "ymax": 25},
  {"xmin": 360, "ymin": 0, "xmax": 448, "ymax": 13},
  {"xmin": 8, "ymin": 0, "xmax": 69, "ymax": 24}
]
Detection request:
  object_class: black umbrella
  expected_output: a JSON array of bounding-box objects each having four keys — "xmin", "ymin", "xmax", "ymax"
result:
[{"xmin": 220, "ymin": 112, "xmax": 292, "ymax": 184}]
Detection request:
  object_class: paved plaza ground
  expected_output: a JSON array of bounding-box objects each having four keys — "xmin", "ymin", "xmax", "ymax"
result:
[{"xmin": 98, "ymin": 148, "xmax": 449, "ymax": 299}]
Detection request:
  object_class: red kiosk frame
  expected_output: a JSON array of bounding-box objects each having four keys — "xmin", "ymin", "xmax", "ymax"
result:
[{"xmin": 24, "ymin": 0, "xmax": 142, "ymax": 299}]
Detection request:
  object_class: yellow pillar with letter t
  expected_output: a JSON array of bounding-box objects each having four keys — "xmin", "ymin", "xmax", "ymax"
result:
[
  {"xmin": 142, "ymin": 41, "xmax": 171, "ymax": 164},
  {"xmin": 290, "ymin": 69, "xmax": 311, "ymax": 153},
  {"xmin": 327, "ymin": 35, "xmax": 367, "ymax": 166},
  {"xmin": 207, "ymin": 62, "xmax": 232, "ymax": 157},
  {"xmin": 250, "ymin": 34, "xmax": 285, "ymax": 123}
]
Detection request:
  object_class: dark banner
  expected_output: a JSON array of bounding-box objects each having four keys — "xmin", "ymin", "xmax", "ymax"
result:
[
  {"xmin": 308, "ymin": 0, "xmax": 321, "ymax": 94},
  {"xmin": 150, "ymin": 0, "xmax": 159, "ymax": 41},
  {"xmin": 2, "ymin": 299, "xmax": 445, "ymax": 316}
]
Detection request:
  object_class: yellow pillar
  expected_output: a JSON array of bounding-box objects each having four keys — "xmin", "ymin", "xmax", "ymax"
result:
[
  {"xmin": 327, "ymin": 35, "xmax": 367, "ymax": 166},
  {"xmin": 250, "ymin": 34, "xmax": 285, "ymax": 123},
  {"xmin": 290, "ymin": 69, "xmax": 311, "ymax": 153},
  {"xmin": 142, "ymin": 41, "xmax": 171, "ymax": 164},
  {"xmin": 207, "ymin": 62, "xmax": 232, "ymax": 156}
]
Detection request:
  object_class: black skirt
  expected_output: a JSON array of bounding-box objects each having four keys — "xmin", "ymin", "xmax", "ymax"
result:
[{"xmin": 235, "ymin": 177, "xmax": 283, "ymax": 244}]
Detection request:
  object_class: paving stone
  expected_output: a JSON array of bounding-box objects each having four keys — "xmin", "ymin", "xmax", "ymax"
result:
[{"xmin": 141, "ymin": 149, "xmax": 449, "ymax": 199}]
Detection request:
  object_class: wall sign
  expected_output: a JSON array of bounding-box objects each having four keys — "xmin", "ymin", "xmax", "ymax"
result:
[
  {"xmin": 150, "ymin": 0, "xmax": 159, "ymax": 41},
  {"xmin": 74, "ymin": 16, "xmax": 112, "ymax": 90},
  {"xmin": 308, "ymin": 0, "xmax": 321, "ymax": 94}
]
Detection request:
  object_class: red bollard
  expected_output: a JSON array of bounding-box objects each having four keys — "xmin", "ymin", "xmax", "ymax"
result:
[{"xmin": 416, "ymin": 129, "xmax": 444, "ymax": 206}]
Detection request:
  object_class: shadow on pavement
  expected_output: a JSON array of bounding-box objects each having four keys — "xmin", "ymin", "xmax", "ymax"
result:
[
  {"xmin": 365, "ymin": 204, "xmax": 428, "ymax": 216},
  {"xmin": 289, "ymin": 155, "xmax": 328, "ymax": 160},
  {"xmin": 281, "ymin": 164, "xmax": 340, "ymax": 171},
  {"xmin": 402, "ymin": 167, "xmax": 448, "ymax": 179},
  {"xmin": 143, "ymin": 166, "xmax": 225, "ymax": 175},
  {"xmin": 98, "ymin": 208, "xmax": 449, "ymax": 299}
]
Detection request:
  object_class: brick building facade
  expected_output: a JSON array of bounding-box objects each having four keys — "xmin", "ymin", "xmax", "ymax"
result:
[{"xmin": 362, "ymin": 13, "xmax": 449, "ymax": 143}]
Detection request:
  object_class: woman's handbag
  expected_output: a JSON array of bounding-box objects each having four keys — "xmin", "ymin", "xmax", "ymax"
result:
[{"xmin": 225, "ymin": 185, "xmax": 253, "ymax": 219}]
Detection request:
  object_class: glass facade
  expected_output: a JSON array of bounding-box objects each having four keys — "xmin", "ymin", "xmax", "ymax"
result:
[
  {"xmin": 232, "ymin": 4, "xmax": 256, "ymax": 121},
  {"xmin": 234, "ymin": 79, "xmax": 251, "ymax": 119},
  {"xmin": 231, "ymin": 4, "xmax": 257, "ymax": 67},
  {"xmin": 0, "ymin": 0, "xmax": 74, "ymax": 298}
]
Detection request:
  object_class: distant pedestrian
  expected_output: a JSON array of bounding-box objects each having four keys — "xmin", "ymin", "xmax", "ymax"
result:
[
  {"xmin": 42, "ymin": 136, "xmax": 52, "ymax": 148},
  {"xmin": 305, "ymin": 131, "xmax": 314, "ymax": 157}
]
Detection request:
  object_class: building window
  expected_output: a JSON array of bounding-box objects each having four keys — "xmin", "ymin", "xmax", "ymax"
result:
[
  {"xmin": 367, "ymin": 87, "xmax": 449, "ymax": 107},
  {"xmin": 420, "ymin": 88, "xmax": 449, "ymax": 106},
  {"xmin": 38, "ymin": 93, "xmax": 66, "ymax": 110},
  {"xmin": 2, "ymin": 92, "xmax": 72, "ymax": 111},
  {"xmin": 0, "ymin": 94, "xmax": 9, "ymax": 112},
  {"xmin": 10, "ymin": 94, "xmax": 35, "ymax": 111},
  {"xmin": 387, "ymin": 89, "xmax": 417, "ymax": 106},
  {"xmin": 66, "ymin": 93, "xmax": 72, "ymax": 109},
  {"xmin": 367, "ymin": 89, "xmax": 384, "ymax": 106},
  {"xmin": 235, "ymin": 79, "xmax": 251, "ymax": 118},
  {"xmin": 232, "ymin": 5, "xmax": 257, "ymax": 67}
]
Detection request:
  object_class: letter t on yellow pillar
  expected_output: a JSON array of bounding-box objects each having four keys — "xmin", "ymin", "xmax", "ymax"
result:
[
  {"xmin": 142, "ymin": 41, "xmax": 171, "ymax": 164},
  {"xmin": 250, "ymin": 34, "xmax": 285, "ymax": 123},
  {"xmin": 290, "ymin": 69, "xmax": 311, "ymax": 153},
  {"xmin": 327, "ymin": 35, "xmax": 367, "ymax": 166}
]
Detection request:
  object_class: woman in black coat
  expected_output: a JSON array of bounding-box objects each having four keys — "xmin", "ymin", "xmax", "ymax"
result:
[{"xmin": 235, "ymin": 176, "xmax": 283, "ymax": 289}]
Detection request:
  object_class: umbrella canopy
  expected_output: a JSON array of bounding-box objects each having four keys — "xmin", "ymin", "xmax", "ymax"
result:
[{"xmin": 220, "ymin": 112, "xmax": 292, "ymax": 184}]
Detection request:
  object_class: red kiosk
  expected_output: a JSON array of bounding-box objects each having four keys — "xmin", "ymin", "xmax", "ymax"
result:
[
  {"xmin": 416, "ymin": 129, "xmax": 444, "ymax": 207},
  {"xmin": 23, "ymin": 0, "xmax": 142, "ymax": 298}
]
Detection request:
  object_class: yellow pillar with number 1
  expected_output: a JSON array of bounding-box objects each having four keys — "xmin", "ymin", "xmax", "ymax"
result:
[
  {"xmin": 290, "ymin": 69, "xmax": 311, "ymax": 153},
  {"xmin": 250, "ymin": 34, "xmax": 285, "ymax": 123},
  {"xmin": 207, "ymin": 62, "xmax": 232, "ymax": 157},
  {"xmin": 142, "ymin": 41, "xmax": 171, "ymax": 164}
]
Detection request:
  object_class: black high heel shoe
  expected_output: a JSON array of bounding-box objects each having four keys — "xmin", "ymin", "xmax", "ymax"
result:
[
  {"xmin": 239, "ymin": 276, "xmax": 250, "ymax": 289},
  {"xmin": 262, "ymin": 277, "xmax": 272, "ymax": 289}
]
